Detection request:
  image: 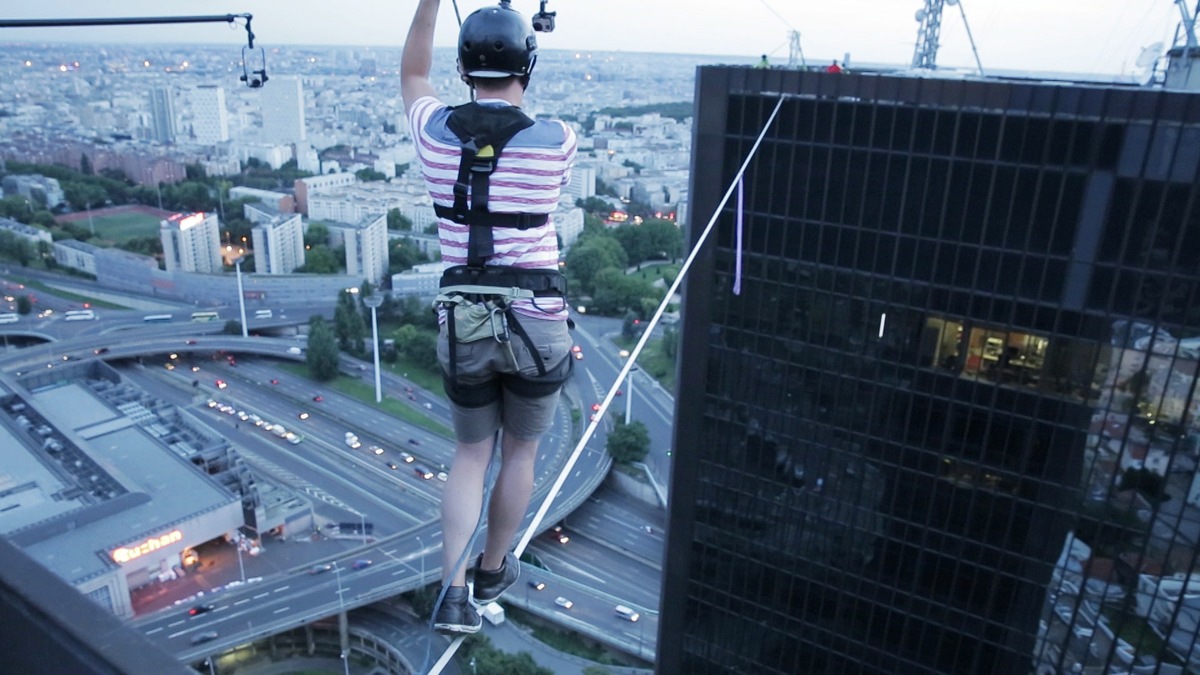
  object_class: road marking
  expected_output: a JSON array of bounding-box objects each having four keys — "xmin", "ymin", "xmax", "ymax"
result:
[
  {"xmin": 145, "ymin": 627, "xmax": 162, "ymax": 635},
  {"xmin": 168, "ymin": 620, "xmax": 184, "ymax": 627},
  {"xmin": 234, "ymin": 598, "xmax": 250, "ymax": 606},
  {"xmin": 273, "ymin": 606, "xmax": 291, "ymax": 614},
  {"xmin": 274, "ymin": 585, "xmax": 289, "ymax": 592},
  {"xmin": 253, "ymin": 592, "xmax": 269, "ymax": 599}
]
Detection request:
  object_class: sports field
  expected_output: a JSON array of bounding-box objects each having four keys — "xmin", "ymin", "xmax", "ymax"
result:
[{"xmin": 56, "ymin": 204, "xmax": 174, "ymax": 244}]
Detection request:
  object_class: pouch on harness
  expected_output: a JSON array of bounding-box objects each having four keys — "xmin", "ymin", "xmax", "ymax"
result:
[{"xmin": 434, "ymin": 102, "xmax": 572, "ymax": 408}]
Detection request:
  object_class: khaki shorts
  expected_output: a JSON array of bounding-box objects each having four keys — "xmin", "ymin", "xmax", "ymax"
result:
[{"xmin": 437, "ymin": 315, "xmax": 572, "ymax": 443}]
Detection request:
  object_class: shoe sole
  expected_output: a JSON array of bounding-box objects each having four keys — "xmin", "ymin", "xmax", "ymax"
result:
[{"xmin": 433, "ymin": 620, "xmax": 481, "ymax": 635}]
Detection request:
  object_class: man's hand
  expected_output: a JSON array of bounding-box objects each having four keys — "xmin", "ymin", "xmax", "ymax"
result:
[{"xmin": 402, "ymin": 0, "xmax": 441, "ymax": 112}]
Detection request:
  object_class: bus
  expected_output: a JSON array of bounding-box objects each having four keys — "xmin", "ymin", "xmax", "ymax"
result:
[
  {"xmin": 63, "ymin": 309, "xmax": 96, "ymax": 321},
  {"xmin": 190, "ymin": 311, "xmax": 220, "ymax": 323},
  {"xmin": 254, "ymin": 309, "xmax": 273, "ymax": 319},
  {"xmin": 143, "ymin": 314, "xmax": 173, "ymax": 323},
  {"xmin": 0, "ymin": 312, "xmax": 18, "ymax": 324}
]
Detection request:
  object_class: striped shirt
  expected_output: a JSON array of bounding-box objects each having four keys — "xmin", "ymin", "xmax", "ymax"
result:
[{"xmin": 408, "ymin": 96, "xmax": 577, "ymax": 321}]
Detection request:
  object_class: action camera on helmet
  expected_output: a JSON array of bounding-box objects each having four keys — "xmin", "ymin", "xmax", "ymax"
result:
[{"xmin": 532, "ymin": 1, "xmax": 556, "ymax": 33}]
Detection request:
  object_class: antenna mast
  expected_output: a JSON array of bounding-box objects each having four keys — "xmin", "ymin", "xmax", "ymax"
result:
[
  {"xmin": 912, "ymin": 0, "xmax": 946, "ymax": 68},
  {"xmin": 788, "ymin": 30, "xmax": 804, "ymax": 68},
  {"xmin": 912, "ymin": 0, "xmax": 983, "ymax": 74}
]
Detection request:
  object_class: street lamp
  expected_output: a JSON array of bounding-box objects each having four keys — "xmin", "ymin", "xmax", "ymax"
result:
[
  {"xmin": 363, "ymin": 293, "xmax": 384, "ymax": 403},
  {"xmin": 233, "ymin": 256, "xmax": 248, "ymax": 338},
  {"xmin": 333, "ymin": 562, "xmax": 349, "ymax": 675},
  {"xmin": 415, "ymin": 534, "xmax": 425, "ymax": 582},
  {"xmin": 620, "ymin": 350, "xmax": 639, "ymax": 424},
  {"xmin": 234, "ymin": 536, "xmax": 246, "ymax": 583}
]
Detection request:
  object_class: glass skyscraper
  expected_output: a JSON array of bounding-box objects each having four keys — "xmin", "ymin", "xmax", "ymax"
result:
[{"xmin": 662, "ymin": 68, "xmax": 1200, "ymax": 674}]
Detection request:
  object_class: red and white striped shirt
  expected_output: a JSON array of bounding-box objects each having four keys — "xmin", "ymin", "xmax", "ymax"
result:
[{"xmin": 408, "ymin": 96, "xmax": 577, "ymax": 320}]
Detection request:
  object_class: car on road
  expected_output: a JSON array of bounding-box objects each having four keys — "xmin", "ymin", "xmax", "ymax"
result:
[
  {"xmin": 555, "ymin": 596, "xmax": 573, "ymax": 609},
  {"xmin": 312, "ymin": 394, "xmax": 323, "ymax": 402},
  {"xmin": 270, "ymin": 378, "xmax": 279, "ymax": 384},
  {"xmin": 386, "ymin": 462, "xmax": 399, "ymax": 470},
  {"xmin": 188, "ymin": 603, "xmax": 215, "ymax": 616},
  {"xmin": 399, "ymin": 452, "xmax": 415, "ymax": 463},
  {"xmin": 413, "ymin": 464, "xmax": 434, "ymax": 480},
  {"xmin": 408, "ymin": 438, "xmax": 421, "ymax": 445},
  {"xmin": 571, "ymin": 344, "xmax": 583, "ymax": 360},
  {"xmin": 528, "ymin": 580, "xmax": 546, "ymax": 591},
  {"xmin": 297, "ymin": 411, "xmax": 309, "ymax": 420},
  {"xmin": 615, "ymin": 604, "xmax": 641, "ymax": 622},
  {"xmin": 308, "ymin": 563, "xmax": 334, "ymax": 575},
  {"xmin": 93, "ymin": 347, "xmax": 109, "ymax": 355},
  {"xmin": 345, "ymin": 433, "xmax": 361, "ymax": 449},
  {"xmin": 190, "ymin": 631, "xmax": 219, "ymax": 645},
  {"xmin": 548, "ymin": 525, "xmax": 569, "ymax": 544},
  {"xmin": 185, "ymin": 339, "xmax": 197, "ymax": 345},
  {"xmin": 368, "ymin": 445, "xmax": 384, "ymax": 455},
  {"xmin": 351, "ymin": 559, "xmax": 373, "ymax": 570},
  {"xmin": 436, "ymin": 471, "xmax": 448, "ymax": 482},
  {"xmin": 215, "ymin": 379, "xmax": 227, "ymax": 389}
]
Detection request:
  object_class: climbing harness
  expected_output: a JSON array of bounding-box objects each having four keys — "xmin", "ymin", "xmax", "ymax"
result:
[
  {"xmin": 432, "ymin": 101, "xmax": 572, "ymax": 408},
  {"xmin": 425, "ymin": 95, "xmax": 788, "ymax": 674}
]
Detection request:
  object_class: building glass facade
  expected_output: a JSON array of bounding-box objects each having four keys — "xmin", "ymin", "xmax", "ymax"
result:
[{"xmin": 662, "ymin": 68, "xmax": 1200, "ymax": 674}]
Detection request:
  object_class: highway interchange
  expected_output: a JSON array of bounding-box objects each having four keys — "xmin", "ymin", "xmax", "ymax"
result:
[{"xmin": 0, "ymin": 277, "xmax": 674, "ymax": 667}]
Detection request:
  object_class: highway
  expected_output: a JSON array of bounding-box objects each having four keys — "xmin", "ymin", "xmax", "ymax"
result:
[{"xmin": 0, "ymin": 286, "xmax": 674, "ymax": 666}]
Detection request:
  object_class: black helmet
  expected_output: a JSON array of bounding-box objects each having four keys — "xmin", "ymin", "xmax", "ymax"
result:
[{"xmin": 458, "ymin": 1, "xmax": 538, "ymax": 79}]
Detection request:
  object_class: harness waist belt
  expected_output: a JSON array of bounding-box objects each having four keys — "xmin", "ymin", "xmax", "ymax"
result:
[
  {"xmin": 440, "ymin": 265, "xmax": 567, "ymax": 297},
  {"xmin": 433, "ymin": 204, "xmax": 549, "ymax": 230}
]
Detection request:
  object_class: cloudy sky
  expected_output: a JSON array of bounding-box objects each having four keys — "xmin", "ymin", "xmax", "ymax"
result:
[{"xmin": 0, "ymin": 1, "xmax": 1185, "ymax": 78}]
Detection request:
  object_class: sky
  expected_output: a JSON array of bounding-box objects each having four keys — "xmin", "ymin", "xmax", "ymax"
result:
[{"xmin": 0, "ymin": 1, "xmax": 1187, "ymax": 79}]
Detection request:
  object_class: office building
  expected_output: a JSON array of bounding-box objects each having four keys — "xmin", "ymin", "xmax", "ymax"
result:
[
  {"xmin": 2, "ymin": 174, "xmax": 65, "ymax": 209},
  {"xmin": 160, "ymin": 211, "xmax": 222, "ymax": 274},
  {"xmin": 293, "ymin": 172, "xmax": 356, "ymax": 216},
  {"xmin": 0, "ymin": 363, "xmax": 249, "ymax": 619},
  {"xmin": 249, "ymin": 208, "xmax": 306, "ymax": 275},
  {"xmin": 147, "ymin": 87, "xmax": 177, "ymax": 144},
  {"xmin": 260, "ymin": 76, "xmax": 306, "ymax": 145},
  {"xmin": 662, "ymin": 68, "xmax": 1200, "ymax": 674},
  {"xmin": 191, "ymin": 85, "xmax": 229, "ymax": 144},
  {"xmin": 330, "ymin": 212, "xmax": 389, "ymax": 285}
]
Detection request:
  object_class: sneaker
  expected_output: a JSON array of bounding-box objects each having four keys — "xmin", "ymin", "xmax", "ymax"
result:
[
  {"xmin": 432, "ymin": 586, "xmax": 481, "ymax": 635},
  {"xmin": 472, "ymin": 552, "xmax": 519, "ymax": 604}
]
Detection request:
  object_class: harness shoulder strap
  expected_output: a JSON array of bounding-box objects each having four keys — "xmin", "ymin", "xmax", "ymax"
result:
[{"xmin": 445, "ymin": 103, "xmax": 537, "ymax": 267}]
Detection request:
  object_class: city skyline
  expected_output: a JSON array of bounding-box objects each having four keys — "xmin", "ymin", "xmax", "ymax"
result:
[{"xmin": 0, "ymin": 0, "xmax": 1186, "ymax": 80}]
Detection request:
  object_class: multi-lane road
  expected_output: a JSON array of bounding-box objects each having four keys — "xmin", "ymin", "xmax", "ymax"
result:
[{"xmin": 1, "ymin": 285, "xmax": 677, "ymax": 665}]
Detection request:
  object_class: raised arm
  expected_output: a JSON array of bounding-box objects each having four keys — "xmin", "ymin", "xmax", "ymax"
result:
[{"xmin": 401, "ymin": 0, "xmax": 440, "ymax": 112}]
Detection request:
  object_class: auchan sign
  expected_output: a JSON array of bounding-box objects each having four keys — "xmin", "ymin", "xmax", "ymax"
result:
[{"xmin": 111, "ymin": 529, "xmax": 184, "ymax": 563}]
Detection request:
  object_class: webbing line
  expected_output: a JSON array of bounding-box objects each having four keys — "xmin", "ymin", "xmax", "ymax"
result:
[{"xmin": 426, "ymin": 94, "xmax": 787, "ymax": 675}]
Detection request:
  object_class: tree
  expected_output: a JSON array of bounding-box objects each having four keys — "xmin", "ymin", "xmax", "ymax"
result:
[
  {"xmin": 590, "ymin": 268, "xmax": 657, "ymax": 315},
  {"xmin": 223, "ymin": 319, "xmax": 242, "ymax": 335},
  {"xmin": 16, "ymin": 295, "xmax": 32, "ymax": 315},
  {"xmin": 355, "ymin": 168, "xmax": 387, "ymax": 182},
  {"xmin": 392, "ymin": 324, "xmax": 439, "ymax": 370},
  {"xmin": 306, "ymin": 316, "xmax": 341, "ymax": 380},
  {"xmin": 387, "ymin": 207, "xmax": 413, "ymax": 231},
  {"xmin": 304, "ymin": 221, "xmax": 330, "ymax": 248},
  {"xmin": 607, "ymin": 419, "xmax": 650, "ymax": 464},
  {"xmin": 565, "ymin": 236, "xmax": 627, "ymax": 295},
  {"xmin": 334, "ymin": 289, "xmax": 367, "ymax": 353},
  {"xmin": 296, "ymin": 246, "xmax": 338, "ymax": 274},
  {"xmin": 79, "ymin": 153, "xmax": 93, "ymax": 176}
]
